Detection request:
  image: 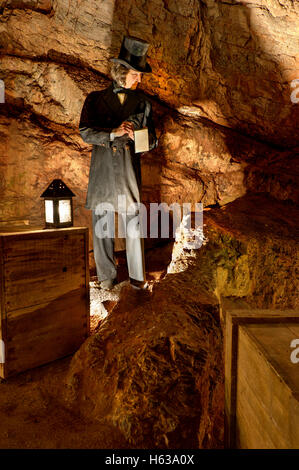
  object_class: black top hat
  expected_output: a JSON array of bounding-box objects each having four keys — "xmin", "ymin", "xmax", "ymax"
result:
[{"xmin": 111, "ymin": 36, "xmax": 152, "ymax": 73}]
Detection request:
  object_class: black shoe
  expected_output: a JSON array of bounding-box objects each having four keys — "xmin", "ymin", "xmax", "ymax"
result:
[{"xmin": 129, "ymin": 278, "xmax": 149, "ymax": 290}]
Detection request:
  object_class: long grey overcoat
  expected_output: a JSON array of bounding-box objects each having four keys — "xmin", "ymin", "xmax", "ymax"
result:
[{"xmin": 79, "ymin": 82, "xmax": 157, "ymax": 211}]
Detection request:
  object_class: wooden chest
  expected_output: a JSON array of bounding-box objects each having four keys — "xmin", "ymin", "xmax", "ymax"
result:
[
  {"xmin": 0, "ymin": 227, "xmax": 89, "ymax": 379},
  {"xmin": 224, "ymin": 307, "xmax": 299, "ymax": 448}
]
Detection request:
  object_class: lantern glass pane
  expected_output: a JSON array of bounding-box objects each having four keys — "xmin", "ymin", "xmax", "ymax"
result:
[
  {"xmin": 58, "ymin": 199, "xmax": 71, "ymax": 223},
  {"xmin": 45, "ymin": 200, "xmax": 54, "ymax": 223}
]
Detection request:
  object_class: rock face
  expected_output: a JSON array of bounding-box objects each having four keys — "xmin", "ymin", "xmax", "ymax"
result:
[
  {"xmin": 173, "ymin": 193, "xmax": 299, "ymax": 310},
  {"xmin": 0, "ymin": 0, "xmax": 298, "ymax": 242},
  {"xmin": 65, "ymin": 279, "xmax": 224, "ymax": 449},
  {"xmin": 63, "ymin": 192, "xmax": 298, "ymax": 449},
  {"xmin": 1, "ymin": 0, "xmax": 298, "ymax": 145}
]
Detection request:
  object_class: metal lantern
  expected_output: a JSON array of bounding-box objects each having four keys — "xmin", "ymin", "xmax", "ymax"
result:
[{"xmin": 41, "ymin": 179, "xmax": 75, "ymax": 228}]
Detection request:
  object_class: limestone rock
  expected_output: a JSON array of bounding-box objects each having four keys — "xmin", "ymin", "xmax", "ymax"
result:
[
  {"xmin": 196, "ymin": 194, "xmax": 298, "ymax": 310},
  {"xmin": 1, "ymin": 0, "xmax": 298, "ymax": 146},
  {"xmin": 1, "ymin": 0, "xmax": 298, "ymax": 233},
  {"xmin": 64, "ymin": 281, "xmax": 224, "ymax": 449},
  {"xmin": 244, "ymin": 147, "xmax": 299, "ymax": 204}
]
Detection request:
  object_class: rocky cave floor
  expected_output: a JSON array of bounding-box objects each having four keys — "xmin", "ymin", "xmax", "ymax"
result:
[{"xmin": 0, "ymin": 193, "xmax": 298, "ymax": 449}]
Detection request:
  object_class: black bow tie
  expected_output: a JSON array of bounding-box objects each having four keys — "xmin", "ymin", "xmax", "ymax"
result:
[
  {"xmin": 113, "ymin": 87, "xmax": 131, "ymax": 94},
  {"xmin": 112, "ymin": 82, "xmax": 133, "ymax": 94}
]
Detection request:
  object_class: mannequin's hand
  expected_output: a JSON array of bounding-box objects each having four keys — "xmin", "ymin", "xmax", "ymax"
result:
[{"xmin": 112, "ymin": 121, "xmax": 134, "ymax": 140}]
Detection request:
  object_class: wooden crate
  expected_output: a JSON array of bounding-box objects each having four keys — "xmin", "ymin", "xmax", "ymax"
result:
[
  {"xmin": 0, "ymin": 227, "xmax": 89, "ymax": 379},
  {"xmin": 224, "ymin": 307, "xmax": 299, "ymax": 448}
]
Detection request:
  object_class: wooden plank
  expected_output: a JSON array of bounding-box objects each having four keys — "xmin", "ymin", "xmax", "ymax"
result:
[
  {"xmin": 270, "ymin": 371, "xmax": 294, "ymax": 441},
  {"xmin": 0, "ymin": 235, "xmax": 4, "ymax": 325},
  {"xmin": 0, "ymin": 226, "xmax": 88, "ymax": 238},
  {"xmin": 224, "ymin": 307, "xmax": 299, "ymax": 448},
  {"xmin": 3, "ymin": 232, "xmax": 86, "ymax": 259},
  {"xmin": 245, "ymin": 324, "xmax": 299, "ymax": 395},
  {"xmin": 6, "ymin": 290, "xmax": 87, "ymax": 326},
  {"xmin": 4, "ymin": 234, "xmax": 86, "ymax": 312},
  {"xmin": 236, "ymin": 392, "xmax": 279, "ymax": 448},
  {"xmin": 236, "ymin": 393, "xmax": 288, "ymax": 449},
  {"xmin": 236, "ymin": 325, "xmax": 299, "ymax": 448},
  {"xmin": 0, "ymin": 236, "xmax": 6, "ymax": 378},
  {"xmin": 224, "ymin": 312, "xmax": 238, "ymax": 448},
  {"xmin": 290, "ymin": 395, "xmax": 299, "ymax": 448},
  {"xmin": 83, "ymin": 228, "xmax": 90, "ymax": 337},
  {"xmin": 5, "ymin": 288, "xmax": 88, "ymax": 377},
  {"xmin": 227, "ymin": 308, "xmax": 299, "ymax": 324},
  {"xmin": 236, "ymin": 325, "xmax": 274, "ymax": 449},
  {"xmin": 287, "ymin": 324, "xmax": 299, "ymax": 338},
  {"xmin": 243, "ymin": 324, "xmax": 299, "ymax": 446},
  {"xmin": 237, "ymin": 326, "xmax": 292, "ymax": 448},
  {"xmin": 0, "ymin": 227, "xmax": 89, "ymax": 379},
  {"xmin": 238, "ymin": 325, "xmax": 273, "ymax": 413}
]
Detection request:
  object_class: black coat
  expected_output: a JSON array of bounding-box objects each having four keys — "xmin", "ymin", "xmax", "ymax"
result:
[{"xmin": 79, "ymin": 82, "xmax": 157, "ymax": 211}]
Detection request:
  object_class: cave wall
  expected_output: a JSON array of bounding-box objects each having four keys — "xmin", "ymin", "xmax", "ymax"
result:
[{"xmin": 0, "ymin": 0, "xmax": 298, "ymax": 232}]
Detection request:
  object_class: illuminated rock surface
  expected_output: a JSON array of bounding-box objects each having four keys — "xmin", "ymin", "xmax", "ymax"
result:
[{"xmin": 1, "ymin": 0, "xmax": 298, "ymax": 236}]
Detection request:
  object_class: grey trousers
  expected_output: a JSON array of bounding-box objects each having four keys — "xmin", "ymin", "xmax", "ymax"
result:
[{"xmin": 92, "ymin": 210, "xmax": 146, "ymax": 282}]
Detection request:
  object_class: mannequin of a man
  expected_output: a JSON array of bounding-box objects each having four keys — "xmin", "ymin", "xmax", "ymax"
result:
[{"xmin": 79, "ymin": 36, "xmax": 157, "ymax": 290}]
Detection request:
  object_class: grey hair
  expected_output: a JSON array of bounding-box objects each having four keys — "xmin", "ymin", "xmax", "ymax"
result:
[{"xmin": 110, "ymin": 63, "xmax": 130, "ymax": 87}]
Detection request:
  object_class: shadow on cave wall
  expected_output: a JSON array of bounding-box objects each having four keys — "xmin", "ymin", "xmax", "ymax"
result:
[
  {"xmin": 104, "ymin": 0, "xmax": 298, "ymax": 265},
  {"xmin": 194, "ymin": 0, "xmax": 299, "ymax": 204},
  {"xmin": 196, "ymin": 1, "xmax": 298, "ymax": 146}
]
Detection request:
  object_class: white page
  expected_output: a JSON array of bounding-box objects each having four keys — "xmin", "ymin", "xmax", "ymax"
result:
[{"xmin": 134, "ymin": 128, "xmax": 149, "ymax": 153}]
